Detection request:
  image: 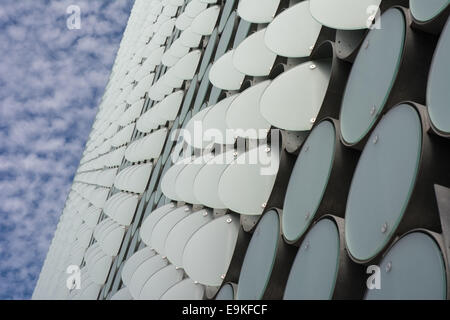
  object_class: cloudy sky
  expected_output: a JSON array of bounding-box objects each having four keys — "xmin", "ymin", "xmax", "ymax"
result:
[{"xmin": 0, "ymin": 0, "xmax": 133, "ymax": 299}]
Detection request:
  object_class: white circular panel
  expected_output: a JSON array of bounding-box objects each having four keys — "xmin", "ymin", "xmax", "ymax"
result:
[
  {"xmin": 161, "ymin": 279, "xmax": 205, "ymax": 300},
  {"xmin": 226, "ymin": 80, "xmax": 271, "ymax": 138},
  {"xmin": 265, "ymin": 1, "xmax": 322, "ymax": 58},
  {"xmin": 310, "ymin": 0, "xmax": 382, "ymax": 30},
  {"xmin": 218, "ymin": 145, "xmax": 279, "ymax": 215},
  {"xmin": 237, "ymin": 0, "xmax": 281, "ymax": 23},
  {"xmin": 260, "ymin": 60, "xmax": 332, "ymax": 131},
  {"xmin": 165, "ymin": 209, "xmax": 213, "ymax": 267},
  {"xmin": 150, "ymin": 206, "xmax": 191, "ymax": 255},
  {"xmin": 193, "ymin": 150, "xmax": 236, "ymax": 209},
  {"xmin": 233, "ymin": 28, "xmax": 277, "ymax": 76},
  {"xmin": 183, "ymin": 214, "xmax": 240, "ymax": 286},
  {"xmin": 209, "ymin": 50, "xmax": 245, "ymax": 90}
]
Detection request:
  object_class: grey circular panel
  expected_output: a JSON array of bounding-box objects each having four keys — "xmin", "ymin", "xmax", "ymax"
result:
[
  {"xmin": 283, "ymin": 218, "xmax": 340, "ymax": 300},
  {"xmin": 345, "ymin": 104, "xmax": 422, "ymax": 262},
  {"xmin": 427, "ymin": 18, "xmax": 450, "ymax": 134},
  {"xmin": 237, "ymin": 210, "xmax": 279, "ymax": 300},
  {"xmin": 365, "ymin": 232, "xmax": 446, "ymax": 300},
  {"xmin": 215, "ymin": 283, "xmax": 235, "ymax": 300},
  {"xmin": 282, "ymin": 120, "xmax": 336, "ymax": 242},
  {"xmin": 340, "ymin": 8, "xmax": 406, "ymax": 145},
  {"xmin": 410, "ymin": 0, "xmax": 449, "ymax": 22}
]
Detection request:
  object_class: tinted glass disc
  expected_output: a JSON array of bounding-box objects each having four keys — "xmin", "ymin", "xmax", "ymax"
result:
[{"xmin": 345, "ymin": 104, "xmax": 422, "ymax": 262}]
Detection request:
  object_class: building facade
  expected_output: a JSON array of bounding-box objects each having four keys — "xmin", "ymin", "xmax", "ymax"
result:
[{"xmin": 33, "ymin": 0, "xmax": 450, "ymax": 300}]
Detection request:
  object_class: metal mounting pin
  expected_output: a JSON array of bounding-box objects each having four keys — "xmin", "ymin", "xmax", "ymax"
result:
[
  {"xmin": 373, "ymin": 135, "xmax": 379, "ymax": 144},
  {"xmin": 381, "ymin": 222, "xmax": 388, "ymax": 234},
  {"xmin": 385, "ymin": 261, "xmax": 392, "ymax": 273}
]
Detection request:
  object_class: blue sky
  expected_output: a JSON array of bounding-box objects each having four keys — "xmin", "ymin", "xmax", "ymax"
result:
[{"xmin": 0, "ymin": 0, "xmax": 134, "ymax": 299}]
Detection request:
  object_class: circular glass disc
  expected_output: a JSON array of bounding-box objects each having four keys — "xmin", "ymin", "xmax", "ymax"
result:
[
  {"xmin": 174, "ymin": 157, "xmax": 210, "ymax": 204},
  {"xmin": 150, "ymin": 206, "xmax": 191, "ymax": 255},
  {"xmin": 260, "ymin": 60, "xmax": 332, "ymax": 131},
  {"xmin": 139, "ymin": 265, "xmax": 184, "ymax": 300},
  {"xmin": 340, "ymin": 8, "xmax": 406, "ymax": 145},
  {"xmin": 365, "ymin": 232, "xmax": 447, "ymax": 300},
  {"xmin": 156, "ymin": 90, "xmax": 184, "ymax": 121},
  {"xmin": 165, "ymin": 209, "xmax": 213, "ymax": 267},
  {"xmin": 282, "ymin": 120, "xmax": 336, "ymax": 242},
  {"xmin": 161, "ymin": 278, "xmax": 205, "ymax": 300},
  {"xmin": 237, "ymin": 210, "xmax": 279, "ymax": 300},
  {"xmin": 191, "ymin": 5, "xmax": 220, "ymax": 35},
  {"xmin": 180, "ymin": 26, "xmax": 202, "ymax": 48},
  {"xmin": 128, "ymin": 254, "xmax": 168, "ymax": 299},
  {"xmin": 193, "ymin": 150, "xmax": 236, "ymax": 209},
  {"xmin": 121, "ymin": 247, "xmax": 156, "ymax": 286},
  {"xmin": 284, "ymin": 218, "xmax": 340, "ymax": 299},
  {"xmin": 218, "ymin": 145, "xmax": 279, "ymax": 215},
  {"xmin": 139, "ymin": 203, "xmax": 177, "ymax": 246},
  {"xmin": 233, "ymin": 28, "xmax": 277, "ymax": 76},
  {"xmin": 427, "ymin": 18, "xmax": 450, "ymax": 134},
  {"xmin": 172, "ymin": 50, "xmax": 202, "ymax": 80},
  {"xmin": 345, "ymin": 104, "xmax": 422, "ymax": 262},
  {"xmin": 226, "ymin": 80, "xmax": 271, "ymax": 139},
  {"xmin": 176, "ymin": 12, "xmax": 194, "ymax": 31},
  {"xmin": 202, "ymin": 94, "xmax": 238, "ymax": 145},
  {"xmin": 183, "ymin": 214, "xmax": 240, "ymax": 286},
  {"xmin": 215, "ymin": 283, "xmax": 235, "ymax": 300},
  {"xmin": 161, "ymin": 160, "xmax": 190, "ymax": 201},
  {"xmin": 310, "ymin": 0, "xmax": 382, "ymax": 30},
  {"xmin": 410, "ymin": 0, "xmax": 449, "ymax": 22},
  {"xmin": 209, "ymin": 50, "xmax": 245, "ymax": 90},
  {"xmin": 264, "ymin": 1, "xmax": 322, "ymax": 58},
  {"xmin": 237, "ymin": 0, "xmax": 280, "ymax": 23}
]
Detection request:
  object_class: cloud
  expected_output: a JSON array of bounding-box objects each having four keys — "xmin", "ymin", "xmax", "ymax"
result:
[{"xmin": 0, "ymin": 0, "xmax": 133, "ymax": 299}]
